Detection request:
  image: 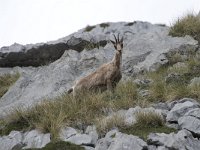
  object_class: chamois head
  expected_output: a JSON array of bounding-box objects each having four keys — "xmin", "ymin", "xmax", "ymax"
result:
[{"xmin": 110, "ymin": 34, "xmax": 123, "ymax": 52}]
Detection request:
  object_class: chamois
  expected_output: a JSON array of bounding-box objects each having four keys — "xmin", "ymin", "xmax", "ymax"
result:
[{"xmin": 68, "ymin": 34, "xmax": 123, "ymax": 96}]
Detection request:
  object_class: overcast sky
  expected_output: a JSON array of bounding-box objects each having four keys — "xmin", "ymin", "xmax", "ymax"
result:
[{"xmin": 0, "ymin": 0, "xmax": 200, "ymax": 47}]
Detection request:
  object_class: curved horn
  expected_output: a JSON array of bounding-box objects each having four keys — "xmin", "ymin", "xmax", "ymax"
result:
[
  {"xmin": 117, "ymin": 33, "xmax": 120, "ymax": 43},
  {"xmin": 113, "ymin": 34, "xmax": 117, "ymax": 43}
]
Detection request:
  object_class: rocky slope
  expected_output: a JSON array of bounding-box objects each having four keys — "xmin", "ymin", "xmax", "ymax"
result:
[
  {"xmin": 1, "ymin": 98, "xmax": 200, "ymax": 150},
  {"xmin": 0, "ymin": 21, "xmax": 200, "ymax": 150},
  {"xmin": 0, "ymin": 21, "xmax": 198, "ymax": 117}
]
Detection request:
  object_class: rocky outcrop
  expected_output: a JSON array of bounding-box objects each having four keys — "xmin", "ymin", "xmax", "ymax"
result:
[
  {"xmin": 166, "ymin": 98, "xmax": 200, "ymax": 123},
  {"xmin": 147, "ymin": 130, "xmax": 200, "ymax": 150},
  {"xmin": 0, "ymin": 38, "xmax": 107, "ymax": 67},
  {"xmin": 0, "ymin": 22, "xmax": 198, "ymax": 117},
  {"xmin": 178, "ymin": 108, "xmax": 200, "ymax": 136},
  {"xmin": 0, "ymin": 130, "xmax": 50, "ymax": 150}
]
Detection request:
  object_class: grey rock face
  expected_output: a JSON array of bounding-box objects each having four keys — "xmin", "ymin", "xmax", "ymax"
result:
[
  {"xmin": 65, "ymin": 133, "xmax": 93, "ymax": 145},
  {"xmin": 95, "ymin": 129, "xmax": 119, "ymax": 150},
  {"xmin": 0, "ymin": 130, "xmax": 50, "ymax": 150},
  {"xmin": 166, "ymin": 100, "xmax": 200, "ymax": 122},
  {"xmin": 95, "ymin": 130, "xmax": 147, "ymax": 150},
  {"xmin": 147, "ymin": 130, "xmax": 200, "ymax": 150},
  {"xmin": 178, "ymin": 108, "xmax": 200, "ymax": 136},
  {"xmin": 22, "ymin": 130, "xmax": 51, "ymax": 149},
  {"xmin": 0, "ymin": 37, "xmax": 107, "ymax": 67},
  {"xmin": 59, "ymin": 127, "xmax": 78, "ymax": 141},
  {"xmin": 107, "ymin": 132, "xmax": 147, "ymax": 150},
  {"xmin": 0, "ymin": 21, "xmax": 198, "ymax": 117},
  {"xmin": 85, "ymin": 126, "xmax": 99, "ymax": 145},
  {"xmin": 0, "ymin": 131, "xmax": 24, "ymax": 150}
]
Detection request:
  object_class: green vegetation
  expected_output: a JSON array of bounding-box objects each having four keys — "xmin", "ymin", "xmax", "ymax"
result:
[
  {"xmin": 25, "ymin": 141, "xmax": 84, "ymax": 150},
  {"xmin": 1, "ymin": 81, "xmax": 141, "ymax": 139},
  {"xmin": 100, "ymin": 23, "xmax": 110, "ymax": 28},
  {"xmin": 120, "ymin": 111, "xmax": 176, "ymax": 140},
  {"xmin": 0, "ymin": 73, "xmax": 20, "ymax": 98},
  {"xmin": 125, "ymin": 21, "xmax": 137, "ymax": 26},
  {"xmin": 85, "ymin": 42, "xmax": 101, "ymax": 50},
  {"xmin": 169, "ymin": 12, "xmax": 200, "ymax": 43},
  {"xmin": 96, "ymin": 114, "xmax": 126, "ymax": 136},
  {"xmin": 84, "ymin": 25, "xmax": 96, "ymax": 32}
]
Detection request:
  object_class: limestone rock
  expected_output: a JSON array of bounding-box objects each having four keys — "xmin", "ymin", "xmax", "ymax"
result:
[
  {"xmin": 107, "ymin": 132, "xmax": 147, "ymax": 150},
  {"xmin": 65, "ymin": 134, "xmax": 93, "ymax": 145},
  {"xmin": 147, "ymin": 130, "xmax": 200, "ymax": 150},
  {"xmin": 166, "ymin": 99, "xmax": 199, "ymax": 122},
  {"xmin": 85, "ymin": 126, "xmax": 99, "ymax": 145},
  {"xmin": 22, "ymin": 130, "xmax": 51, "ymax": 149},
  {"xmin": 59, "ymin": 127, "xmax": 78, "ymax": 141},
  {"xmin": 0, "ymin": 131, "xmax": 24, "ymax": 150},
  {"xmin": 178, "ymin": 108, "xmax": 200, "ymax": 136}
]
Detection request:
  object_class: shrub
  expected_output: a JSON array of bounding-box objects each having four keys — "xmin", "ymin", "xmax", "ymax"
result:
[
  {"xmin": 100, "ymin": 23, "xmax": 109, "ymax": 28},
  {"xmin": 84, "ymin": 25, "xmax": 96, "ymax": 32},
  {"xmin": 169, "ymin": 13, "xmax": 200, "ymax": 43},
  {"xmin": 125, "ymin": 21, "xmax": 137, "ymax": 26}
]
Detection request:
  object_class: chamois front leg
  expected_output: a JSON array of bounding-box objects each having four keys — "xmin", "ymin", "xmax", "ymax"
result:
[{"xmin": 107, "ymin": 79, "xmax": 114, "ymax": 92}]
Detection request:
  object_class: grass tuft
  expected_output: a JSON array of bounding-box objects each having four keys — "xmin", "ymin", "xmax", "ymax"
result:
[
  {"xmin": 135, "ymin": 111, "xmax": 164, "ymax": 127},
  {"xmin": 169, "ymin": 12, "xmax": 200, "ymax": 43},
  {"xmin": 120, "ymin": 111, "xmax": 175, "ymax": 140},
  {"xmin": 0, "ymin": 73, "xmax": 20, "ymax": 98},
  {"xmin": 95, "ymin": 114, "xmax": 125, "ymax": 136}
]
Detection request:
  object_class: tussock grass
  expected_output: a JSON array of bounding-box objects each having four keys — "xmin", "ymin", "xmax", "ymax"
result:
[
  {"xmin": 0, "ymin": 73, "xmax": 20, "ymax": 98},
  {"xmin": 135, "ymin": 111, "xmax": 164, "ymax": 127},
  {"xmin": 120, "ymin": 111, "xmax": 175, "ymax": 140},
  {"xmin": 169, "ymin": 12, "xmax": 200, "ymax": 43},
  {"xmin": 188, "ymin": 78, "xmax": 200, "ymax": 98},
  {"xmin": 2, "ymin": 81, "xmax": 140, "ymax": 139},
  {"xmin": 95, "ymin": 114, "xmax": 125, "ymax": 136}
]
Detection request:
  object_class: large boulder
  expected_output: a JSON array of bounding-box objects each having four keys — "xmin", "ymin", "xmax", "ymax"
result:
[
  {"xmin": 0, "ymin": 131, "xmax": 24, "ymax": 150},
  {"xmin": 147, "ymin": 130, "xmax": 200, "ymax": 150},
  {"xmin": 22, "ymin": 130, "xmax": 51, "ymax": 149},
  {"xmin": 0, "ymin": 22, "xmax": 198, "ymax": 117},
  {"xmin": 178, "ymin": 108, "xmax": 200, "ymax": 136},
  {"xmin": 0, "ymin": 130, "xmax": 50, "ymax": 150},
  {"xmin": 166, "ymin": 98, "xmax": 200, "ymax": 123},
  {"xmin": 107, "ymin": 132, "xmax": 147, "ymax": 150},
  {"xmin": 0, "ymin": 38, "xmax": 107, "ymax": 67},
  {"xmin": 95, "ymin": 130, "xmax": 147, "ymax": 150}
]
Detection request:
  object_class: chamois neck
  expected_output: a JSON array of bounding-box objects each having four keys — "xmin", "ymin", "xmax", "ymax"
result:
[{"xmin": 112, "ymin": 51, "xmax": 122, "ymax": 68}]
